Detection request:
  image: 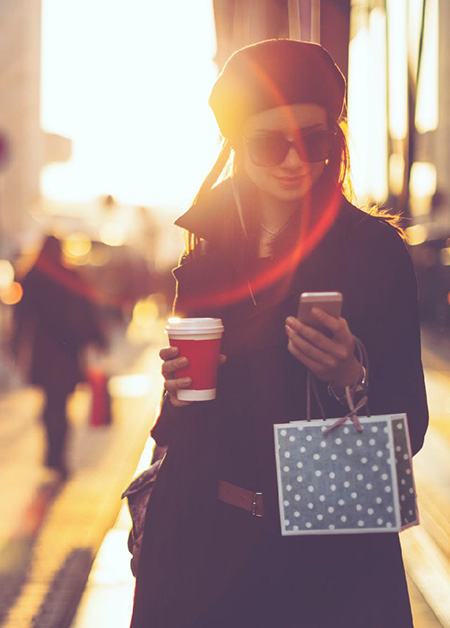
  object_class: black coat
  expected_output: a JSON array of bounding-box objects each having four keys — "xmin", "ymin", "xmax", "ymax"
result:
[
  {"xmin": 14, "ymin": 263, "xmax": 104, "ymax": 394},
  {"xmin": 131, "ymin": 181, "xmax": 428, "ymax": 628}
]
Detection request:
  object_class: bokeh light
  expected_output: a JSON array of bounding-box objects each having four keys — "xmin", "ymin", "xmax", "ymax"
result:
[
  {"xmin": 409, "ymin": 162, "xmax": 437, "ymax": 216},
  {"xmin": 98, "ymin": 223, "xmax": 126, "ymax": 248},
  {"xmin": 387, "ymin": 0, "xmax": 408, "ymax": 140},
  {"xmin": 405, "ymin": 224, "xmax": 428, "ymax": 247},
  {"xmin": 63, "ymin": 233, "xmax": 92, "ymax": 260},
  {"xmin": 0, "ymin": 260, "xmax": 15, "ymax": 290},
  {"xmin": 0, "ymin": 281, "xmax": 23, "ymax": 305},
  {"xmin": 61, "ymin": 233, "xmax": 92, "ymax": 267},
  {"xmin": 414, "ymin": 0, "xmax": 439, "ymax": 133}
]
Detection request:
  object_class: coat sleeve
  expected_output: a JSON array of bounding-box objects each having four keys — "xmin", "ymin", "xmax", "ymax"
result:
[
  {"xmin": 150, "ymin": 392, "xmax": 179, "ymax": 447},
  {"xmin": 150, "ymin": 254, "xmax": 195, "ymax": 447},
  {"xmin": 351, "ymin": 222, "xmax": 428, "ymax": 455}
]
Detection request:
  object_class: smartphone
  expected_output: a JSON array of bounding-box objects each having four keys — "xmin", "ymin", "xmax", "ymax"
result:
[{"xmin": 297, "ymin": 292, "xmax": 343, "ymax": 336}]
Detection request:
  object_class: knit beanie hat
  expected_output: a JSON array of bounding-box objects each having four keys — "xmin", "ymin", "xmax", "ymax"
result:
[{"xmin": 209, "ymin": 39, "xmax": 346, "ymax": 140}]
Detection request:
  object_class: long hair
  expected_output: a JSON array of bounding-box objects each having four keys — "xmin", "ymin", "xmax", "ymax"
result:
[{"xmin": 186, "ymin": 139, "xmax": 234, "ymax": 256}]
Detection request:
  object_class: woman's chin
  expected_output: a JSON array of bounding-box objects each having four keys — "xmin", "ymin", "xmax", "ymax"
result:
[{"xmin": 270, "ymin": 184, "xmax": 313, "ymax": 203}]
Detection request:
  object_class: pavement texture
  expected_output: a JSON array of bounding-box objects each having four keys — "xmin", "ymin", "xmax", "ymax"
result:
[
  {"xmin": 0, "ymin": 317, "xmax": 166, "ymax": 628},
  {"xmin": 0, "ymin": 320, "xmax": 448, "ymax": 628},
  {"xmin": 400, "ymin": 326, "xmax": 450, "ymax": 628}
]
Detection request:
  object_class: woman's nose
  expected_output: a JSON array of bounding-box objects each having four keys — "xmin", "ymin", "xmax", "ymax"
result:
[{"xmin": 282, "ymin": 144, "xmax": 307, "ymax": 170}]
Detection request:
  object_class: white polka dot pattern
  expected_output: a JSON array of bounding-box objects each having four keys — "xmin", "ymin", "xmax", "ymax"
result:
[
  {"xmin": 391, "ymin": 416, "xmax": 417, "ymax": 527},
  {"xmin": 274, "ymin": 414, "xmax": 417, "ymax": 535}
]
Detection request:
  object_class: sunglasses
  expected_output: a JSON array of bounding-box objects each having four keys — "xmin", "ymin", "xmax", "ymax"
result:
[{"xmin": 243, "ymin": 129, "xmax": 336, "ymax": 167}]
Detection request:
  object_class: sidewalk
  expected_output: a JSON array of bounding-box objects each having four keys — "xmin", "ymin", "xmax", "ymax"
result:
[
  {"xmin": 70, "ymin": 442, "xmax": 153, "ymax": 628},
  {"xmin": 400, "ymin": 326, "xmax": 450, "ymax": 628},
  {"xmin": 0, "ymin": 318, "xmax": 166, "ymax": 628}
]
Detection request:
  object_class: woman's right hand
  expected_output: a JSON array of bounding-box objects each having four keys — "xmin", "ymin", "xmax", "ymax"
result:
[
  {"xmin": 160, "ymin": 346, "xmax": 193, "ymax": 407},
  {"xmin": 160, "ymin": 346, "xmax": 227, "ymax": 408}
]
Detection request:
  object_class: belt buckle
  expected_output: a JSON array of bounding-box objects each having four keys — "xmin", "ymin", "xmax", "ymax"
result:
[{"xmin": 252, "ymin": 492, "xmax": 263, "ymax": 517}]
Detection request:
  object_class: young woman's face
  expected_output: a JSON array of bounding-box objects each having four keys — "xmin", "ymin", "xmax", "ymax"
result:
[{"xmin": 241, "ymin": 104, "xmax": 329, "ymax": 205}]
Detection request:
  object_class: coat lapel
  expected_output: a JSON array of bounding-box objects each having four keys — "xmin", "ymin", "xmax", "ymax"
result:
[{"xmin": 172, "ymin": 178, "xmax": 357, "ymax": 323}]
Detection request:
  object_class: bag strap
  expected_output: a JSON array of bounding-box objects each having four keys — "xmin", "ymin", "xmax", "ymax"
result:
[
  {"xmin": 306, "ymin": 370, "xmax": 326, "ymax": 421},
  {"xmin": 306, "ymin": 336, "xmax": 369, "ymax": 429}
]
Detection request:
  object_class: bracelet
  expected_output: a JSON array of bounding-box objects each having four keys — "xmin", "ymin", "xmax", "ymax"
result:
[{"xmin": 327, "ymin": 365, "xmax": 368, "ymax": 404}]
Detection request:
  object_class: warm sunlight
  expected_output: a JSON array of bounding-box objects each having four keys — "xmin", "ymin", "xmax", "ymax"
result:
[
  {"xmin": 348, "ymin": 8, "xmax": 388, "ymax": 203},
  {"xmin": 40, "ymin": 0, "xmax": 219, "ymax": 210},
  {"xmin": 414, "ymin": 0, "xmax": 439, "ymax": 133},
  {"xmin": 387, "ymin": 0, "xmax": 408, "ymax": 140}
]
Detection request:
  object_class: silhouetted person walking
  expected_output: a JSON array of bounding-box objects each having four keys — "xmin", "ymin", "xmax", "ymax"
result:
[{"xmin": 13, "ymin": 235, "xmax": 104, "ymax": 479}]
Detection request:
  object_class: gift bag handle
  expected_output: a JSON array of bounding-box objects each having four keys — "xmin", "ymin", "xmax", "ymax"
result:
[{"xmin": 306, "ymin": 336, "xmax": 369, "ymax": 433}]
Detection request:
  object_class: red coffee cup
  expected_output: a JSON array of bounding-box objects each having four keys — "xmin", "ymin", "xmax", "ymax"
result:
[{"xmin": 165, "ymin": 317, "xmax": 224, "ymax": 401}]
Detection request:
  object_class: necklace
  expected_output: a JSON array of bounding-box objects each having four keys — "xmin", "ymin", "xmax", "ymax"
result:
[{"xmin": 260, "ymin": 222, "xmax": 281, "ymax": 237}]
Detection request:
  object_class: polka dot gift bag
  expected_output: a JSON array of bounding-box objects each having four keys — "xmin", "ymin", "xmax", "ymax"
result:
[{"xmin": 273, "ymin": 413, "xmax": 418, "ymax": 535}]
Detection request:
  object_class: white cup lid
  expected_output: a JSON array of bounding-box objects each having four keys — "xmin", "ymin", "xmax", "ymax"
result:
[{"xmin": 165, "ymin": 317, "xmax": 224, "ymax": 334}]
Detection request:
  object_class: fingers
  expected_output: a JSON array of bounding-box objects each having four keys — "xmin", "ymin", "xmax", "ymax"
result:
[
  {"xmin": 160, "ymin": 348, "xmax": 227, "ymax": 377},
  {"xmin": 161, "ymin": 355, "xmax": 189, "ymax": 378},
  {"xmin": 162, "ymin": 364, "xmax": 192, "ymax": 407},
  {"xmin": 285, "ymin": 311, "xmax": 360, "ymax": 384},
  {"xmin": 286, "ymin": 324, "xmax": 339, "ymax": 369},
  {"xmin": 163, "ymin": 374, "xmax": 191, "ymax": 391},
  {"xmin": 290, "ymin": 350, "xmax": 329, "ymax": 378},
  {"xmin": 159, "ymin": 346, "xmax": 178, "ymax": 361},
  {"xmin": 310, "ymin": 308, "xmax": 350, "ymax": 342},
  {"xmin": 286, "ymin": 334, "xmax": 325, "ymax": 371},
  {"xmin": 159, "ymin": 347, "xmax": 227, "ymax": 407},
  {"xmin": 285, "ymin": 315, "xmax": 352, "ymax": 361},
  {"xmin": 160, "ymin": 346, "xmax": 191, "ymax": 405},
  {"xmin": 166, "ymin": 387, "xmax": 192, "ymax": 408}
]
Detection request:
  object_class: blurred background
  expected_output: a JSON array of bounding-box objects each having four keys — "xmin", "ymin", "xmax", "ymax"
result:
[{"xmin": 0, "ymin": 1, "xmax": 449, "ymax": 627}]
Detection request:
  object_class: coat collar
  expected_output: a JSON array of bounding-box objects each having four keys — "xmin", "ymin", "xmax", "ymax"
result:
[
  {"xmin": 172, "ymin": 178, "xmax": 360, "ymax": 315},
  {"xmin": 174, "ymin": 175, "xmax": 349, "ymax": 254},
  {"xmin": 174, "ymin": 179, "xmax": 238, "ymax": 254}
]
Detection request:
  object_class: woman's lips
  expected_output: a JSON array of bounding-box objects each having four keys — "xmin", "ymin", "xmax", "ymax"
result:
[{"xmin": 274, "ymin": 174, "xmax": 305, "ymax": 187}]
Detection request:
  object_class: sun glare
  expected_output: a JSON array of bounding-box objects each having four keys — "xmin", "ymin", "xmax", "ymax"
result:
[
  {"xmin": 41, "ymin": 0, "xmax": 220, "ymax": 209},
  {"xmin": 348, "ymin": 7, "xmax": 389, "ymax": 203},
  {"xmin": 415, "ymin": 0, "xmax": 439, "ymax": 133},
  {"xmin": 387, "ymin": 0, "xmax": 408, "ymax": 140}
]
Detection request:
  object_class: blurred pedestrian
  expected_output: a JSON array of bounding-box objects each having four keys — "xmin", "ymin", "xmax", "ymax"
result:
[
  {"xmin": 12, "ymin": 235, "xmax": 104, "ymax": 479},
  {"xmin": 131, "ymin": 40, "xmax": 428, "ymax": 628}
]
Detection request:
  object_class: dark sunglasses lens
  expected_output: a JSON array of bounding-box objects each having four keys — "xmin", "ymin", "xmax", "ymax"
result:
[
  {"xmin": 247, "ymin": 136, "xmax": 289, "ymax": 166},
  {"xmin": 303, "ymin": 131, "xmax": 335, "ymax": 162}
]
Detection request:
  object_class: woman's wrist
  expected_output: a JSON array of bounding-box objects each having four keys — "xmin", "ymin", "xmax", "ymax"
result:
[
  {"xmin": 327, "ymin": 363, "xmax": 367, "ymax": 404},
  {"xmin": 331, "ymin": 360, "xmax": 364, "ymax": 389}
]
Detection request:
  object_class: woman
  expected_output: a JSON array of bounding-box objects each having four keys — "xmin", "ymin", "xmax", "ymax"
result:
[{"xmin": 131, "ymin": 40, "xmax": 428, "ymax": 628}]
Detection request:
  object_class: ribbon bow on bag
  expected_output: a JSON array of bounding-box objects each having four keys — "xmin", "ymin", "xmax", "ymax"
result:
[{"xmin": 324, "ymin": 390, "xmax": 368, "ymax": 434}]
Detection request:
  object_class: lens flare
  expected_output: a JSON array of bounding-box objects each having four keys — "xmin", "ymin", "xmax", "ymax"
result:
[{"xmin": 177, "ymin": 184, "xmax": 341, "ymax": 313}]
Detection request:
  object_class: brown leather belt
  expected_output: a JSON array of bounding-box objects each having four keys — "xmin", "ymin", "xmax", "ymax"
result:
[{"xmin": 217, "ymin": 480, "xmax": 264, "ymax": 517}]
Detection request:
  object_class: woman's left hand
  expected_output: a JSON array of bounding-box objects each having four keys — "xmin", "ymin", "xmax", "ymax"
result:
[{"xmin": 285, "ymin": 308, "xmax": 362, "ymax": 386}]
